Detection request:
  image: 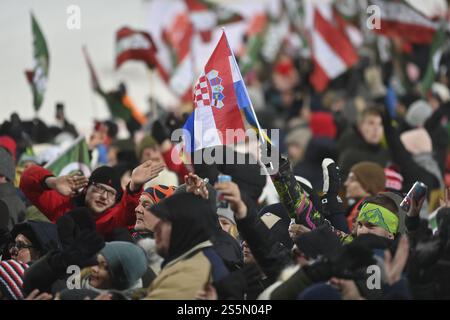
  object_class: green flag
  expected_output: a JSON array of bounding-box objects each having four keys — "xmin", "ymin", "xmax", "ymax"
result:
[
  {"xmin": 419, "ymin": 22, "xmax": 447, "ymax": 94},
  {"xmin": 25, "ymin": 13, "xmax": 50, "ymax": 113},
  {"xmin": 44, "ymin": 136, "xmax": 91, "ymax": 177}
]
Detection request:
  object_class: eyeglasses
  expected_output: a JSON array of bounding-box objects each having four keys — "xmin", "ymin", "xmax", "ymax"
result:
[
  {"xmin": 91, "ymin": 182, "xmax": 117, "ymax": 199},
  {"xmin": 9, "ymin": 242, "xmax": 34, "ymax": 253}
]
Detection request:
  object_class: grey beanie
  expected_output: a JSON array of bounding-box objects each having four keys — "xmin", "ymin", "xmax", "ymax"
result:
[
  {"xmin": 405, "ymin": 100, "xmax": 432, "ymax": 127},
  {"xmin": 100, "ymin": 241, "xmax": 148, "ymax": 291},
  {"xmin": 0, "ymin": 148, "xmax": 15, "ymax": 182},
  {"xmin": 217, "ymin": 206, "xmax": 236, "ymax": 225}
]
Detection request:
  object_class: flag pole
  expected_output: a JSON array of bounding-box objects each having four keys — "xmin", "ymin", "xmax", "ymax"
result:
[{"xmin": 222, "ymin": 28, "xmax": 275, "ymax": 175}]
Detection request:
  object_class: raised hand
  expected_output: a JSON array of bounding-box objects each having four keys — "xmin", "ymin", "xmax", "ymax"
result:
[
  {"xmin": 214, "ymin": 181, "xmax": 247, "ymax": 219},
  {"xmin": 322, "ymin": 158, "xmax": 341, "ymax": 194},
  {"xmin": 46, "ymin": 173, "xmax": 89, "ymax": 197},
  {"xmin": 185, "ymin": 173, "xmax": 209, "ymax": 199},
  {"xmin": 384, "ymin": 235, "xmax": 409, "ymax": 285},
  {"xmin": 321, "ymin": 158, "xmax": 344, "ymax": 216},
  {"xmin": 407, "ymin": 193, "xmax": 427, "ymax": 218},
  {"xmin": 130, "ymin": 160, "xmax": 165, "ymax": 192}
]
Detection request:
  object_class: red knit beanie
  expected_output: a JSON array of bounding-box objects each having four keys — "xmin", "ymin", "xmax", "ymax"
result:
[{"xmin": 309, "ymin": 112, "xmax": 337, "ymax": 139}]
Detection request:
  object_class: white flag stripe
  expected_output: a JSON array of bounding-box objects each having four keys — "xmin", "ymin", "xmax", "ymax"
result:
[
  {"xmin": 316, "ymin": 1, "xmax": 334, "ymax": 21},
  {"xmin": 228, "ymin": 55, "xmax": 241, "ymax": 83},
  {"xmin": 372, "ymin": 0, "xmax": 439, "ymax": 29},
  {"xmin": 312, "ymin": 30, "xmax": 347, "ymax": 78},
  {"xmin": 193, "ymin": 105, "xmax": 221, "ymax": 150}
]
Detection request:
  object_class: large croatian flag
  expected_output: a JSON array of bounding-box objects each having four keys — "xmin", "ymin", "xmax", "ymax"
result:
[{"xmin": 183, "ymin": 31, "xmax": 256, "ymax": 153}]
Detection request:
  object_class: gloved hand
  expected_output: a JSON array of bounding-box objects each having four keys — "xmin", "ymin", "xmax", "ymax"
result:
[
  {"xmin": 213, "ymin": 263, "xmax": 262, "ymax": 299},
  {"xmin": 57, "ymin": 229, "xmax": 104, "ymax": 272},
  {"xmin": 56, "ymin": 208, "xmax": 96, "ymax": 251},
  {"xmin": 320, "ymin": 158, "xmax": 344, "ymax": 217},
  {"xmin": 303, "ymin": 240, "xmax": 375, "ymax": 283},
  {"xmin": 151, "ymin": 120, "xmax": 171, "ymax": 144}
]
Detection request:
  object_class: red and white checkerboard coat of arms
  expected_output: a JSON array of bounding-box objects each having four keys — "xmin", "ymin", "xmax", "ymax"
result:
[{"xmin": 193, "ymin": 69, "xmax": 224, "ymax": 109}]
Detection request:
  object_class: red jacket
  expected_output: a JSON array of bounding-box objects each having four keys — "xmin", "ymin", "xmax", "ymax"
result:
[{"xmin": 20, "ymin": 166, "xmax": 141, "ymax": 237}]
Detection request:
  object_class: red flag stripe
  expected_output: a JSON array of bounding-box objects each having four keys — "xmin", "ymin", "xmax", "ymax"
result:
[
  {"xmin": 313, "ymin": 9, "xmax": 358, "ymax": 67},
  {"xmin": 374, "ymin": 20, "xmax": 436, "ymax": 44},
  {"xmin": 203, "ymin": 34, "xmax": 245, "ymax": 144},
  {"xmin": 310, "ymin": 57, "xmax": 330, "ymax": 92}
]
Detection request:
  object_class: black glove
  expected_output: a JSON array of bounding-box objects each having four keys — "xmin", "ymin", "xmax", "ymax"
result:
[
  {"xmin": 320, "ymin": 158, "xmax": 344, "ymax": 217},
  {"xmin": 48, "ymin": 229, "xmax": 104, "ymax": 274},
  {"xmin": 303, "ymin": 240, "xmax": 375, "ymax": 283},
  {"xmin": 151, "ymin": 120, "xmax": 171, "ymax": 144},
  {"xmin": 56, "ymin": 208, "xmax": 96, "ymax": 251},
  {"xmin": 213, "ymin": 263, "xmax": 262, "ymax": 300}
]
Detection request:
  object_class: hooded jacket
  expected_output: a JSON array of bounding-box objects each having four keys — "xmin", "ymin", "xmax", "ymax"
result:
[
  {"xmin": 174, "ymin": 183, "xmax": 243, "ymax": 270},
  {"xmin": 11, "ymin": 220, "xmax": 61, "ymax": 255},
  {"xmin": 337, "ymin": 126, "xmax": 390, "ymax": 180},
  {"xmin": 145, "ymin": 193, "xmax": 229, "ymax": 299},
  {"xmin": 19, "ymin": 166, "xmax": 141, "ymax": 237},
  {"xmin": 0, "ymin": 183, "xmax": 26, "ymax": 230}
]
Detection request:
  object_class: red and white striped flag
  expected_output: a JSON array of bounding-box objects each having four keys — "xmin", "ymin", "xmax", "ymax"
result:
[
  {"xmin": 115, "ymin": 27, "xmax": 169, "ymax": 81},
  {"xmin": 369, "ymin": 0, "xmax": 443, "ymax": 44},
  {"xmin": 305, "ymin": 0, "xmax": 359, "ymax": 92}
]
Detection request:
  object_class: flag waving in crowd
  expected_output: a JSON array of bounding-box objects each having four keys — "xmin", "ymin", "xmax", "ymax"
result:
[
  {"xmin": 305, "ymin": 0, "xmax": 359, "ymax": 92},
  {"xmin": 183, "ymin": 31, "xmax": 266, "ymax": 153},
  {"xmin": 3, "ymin": 0, "xmax": 450, "ymax": 303},
  {"xmin": 44, "ymin": 135, "xmax": 91, "ymax": 177},
  {"xmin": 83, "ymin": 45, "xmax": 146, "ymax": 134},
  {"xmin": 24, "ymin": 13, "xmax": 50, "ymax": 113},
  {"xmin": 115, "ymin": 26, "xmax": 169, "ymax": 81}
]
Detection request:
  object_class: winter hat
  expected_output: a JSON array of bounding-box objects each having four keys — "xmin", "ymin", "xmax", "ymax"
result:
[
  {"xmin": 100, "ymin": 241, "xmax": 148, "ymax": 291},
  {"xmin": 294, "ymin": 225, "xmax": 342, "ymax": 259},
  {"xmin": 350, "ymin": 162, "xmax": 386, "ymax": 196},
  {"xmin": 384, "ymin": 166, "xmax": 403, "ymax": 192},
  {"xmin": 309, "ymin": 112, "xmax": 337, "ymax": 139},
  {"xmin": 11, "ymin": 220, "xmax": 61, "ymax": 254},
  {"xmin": 18, "ymin": 153, "xmax": 39, "ymax": 167},
  {"xmin": 0, "ymin": 260, "xmax": 29, "ymax": 300},
  {"xmin": 285, "ymin": 127, "xmax": 311, "ymax": 149},
  {"xmin": 405, "ymin": 100, "xmax": 432, "ymax": 127},
  {"xmin": 88, "ymin": 166, "xmax": 122, "ymax": 200},
  {"xmin": 217, "ymin": 206, "xmax": 236, "ymax": 225},
  {"xmin": 0, "ymin": 148, "xmax": 15, "ymax": 182},
  {"xmin": 136, "ymin": 135, "xmax": 158, "ymax": 160},
  {"xmin": 143, "ymin": 185, "xmax": 176, "ymax": 204},
  {"xmin": 431, "ymin": 82, "xmax": 450, "ymax": 103},
  {"xmin": 400, "ymin": 128, "xmax": 432, "ymax": 155},
  {"xmin": 0, "ymin": 135, "xmax": 16, "ymax": 161}
]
